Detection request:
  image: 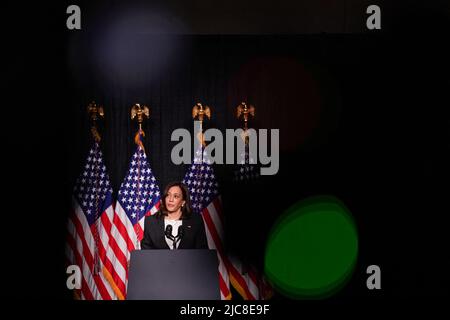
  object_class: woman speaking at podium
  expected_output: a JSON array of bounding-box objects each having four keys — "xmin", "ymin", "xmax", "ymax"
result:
[{"xmin": 141, "ymin": 182, "xmax": 208, "ymax": 250}]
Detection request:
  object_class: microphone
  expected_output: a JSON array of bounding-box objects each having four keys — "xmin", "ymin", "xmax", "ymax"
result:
[
  {"xmin": 165, "ymin": 225, "xmax": 175, "ymax": 241},
  {"xmin": 177, "ymin": 225, "xmax": 184, "ymax": 241},
  {"xmin": 165, "ymin": 224, "xmax": 178, "ymax": 249},
  {"xmin": 172, "ymin": 225, "xmax": 184, "ymax": 250}
]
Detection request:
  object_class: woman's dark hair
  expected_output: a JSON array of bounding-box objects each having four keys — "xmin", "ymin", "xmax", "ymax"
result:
[{"xmin": 157, "ymin": 182, "xmax": 192, "ymax": 219}]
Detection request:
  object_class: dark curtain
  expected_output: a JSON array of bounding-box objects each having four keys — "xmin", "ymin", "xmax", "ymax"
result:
[{"xmin": 65, "ymin": 34, "xmax": 345, "ymax": 268}]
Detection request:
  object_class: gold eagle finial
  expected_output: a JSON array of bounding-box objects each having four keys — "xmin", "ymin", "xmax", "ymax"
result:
[
  {"xmin": 131, "ymin": 103, "xmax": 150, "ymax": 131},
  {"xmin": 192, "ymin": 102, "xmax": 211, "ymax": 147},
  {"xmin": 192, "ymin": 102, "xmax": 211, "ymax": 122},
  {"xmin": 236, "ymin": 102, "xmax": 256, "ymax": 144},
  {"xmin": 236, "ymin": 102, "xmax": 255, "ymax": 128},
  {"xmin": 131, "ymin": 103, "xmax": 151, "ymax": 152},
  {"xmin": 87, "ymin": 101, "xmax": 104, "ymax": 142}
]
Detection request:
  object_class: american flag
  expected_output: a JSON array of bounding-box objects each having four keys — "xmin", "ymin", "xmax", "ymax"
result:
[
  {"xmin": 182, "ymin": 147, "xmax": 232, "ymax": 300},
  {"xmin": 104, "ymin": 131, "xmax": 161, "ymax": 299},
  {"xmin": 231, "ymin": 146, "xmax": 275, "ymax": 299},
  {"xmin": 66, "ymin": 142, "xmax": 118, "ymax": 300},
  {"xmin": 230, "ymin": 142, "xmax": 274, "ymax": 300}
]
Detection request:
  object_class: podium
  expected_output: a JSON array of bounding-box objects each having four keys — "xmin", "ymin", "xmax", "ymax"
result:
[{"xmin": 127, "ymin": 249, "xmax": 220, "ymax": 300}]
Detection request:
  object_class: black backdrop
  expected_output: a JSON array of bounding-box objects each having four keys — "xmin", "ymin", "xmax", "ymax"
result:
[{"xmin": 2, "ymin": 0, "xmax": 450, "ymax": 304}]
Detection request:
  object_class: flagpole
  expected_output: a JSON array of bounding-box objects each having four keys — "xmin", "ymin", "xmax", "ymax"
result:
[
  {"xmin": 192, "ymin": 102, "xmax": 211, "ymax": 161},
  {"xmin": 87, "ymin": 101, "xmax": 104, "ymax": 275},
  {"xmin": 131, "ymin": 103, "xmax": 150, "ymax": 249},
  {"xmin": 236, "ymin": 102, "xmax": 255, "ymax": 150},
  {"xmin": 185, "ymin": 103, "xmax": 234, "ymax": 299}
]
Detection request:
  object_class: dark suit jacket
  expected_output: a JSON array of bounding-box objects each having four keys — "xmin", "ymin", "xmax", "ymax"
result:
[{"xmin": 141, "ymin": 212, "xmax": 209, "ymax": 249}]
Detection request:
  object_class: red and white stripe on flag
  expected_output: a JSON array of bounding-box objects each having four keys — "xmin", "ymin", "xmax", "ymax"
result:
[
  {"xmin": 67, "ymin": 199, "xmax": 118, "ymax": 300},
  {"xmin": 200, "ymin": 196, "xmax": 232, "ymax": 300},
  {"xmin": 228, "ymin": 254, "xmax": 275, "ymax": 300},
  {"xmin": 105, "ymin": 199, "xmax": 160, "ymax": 299}
]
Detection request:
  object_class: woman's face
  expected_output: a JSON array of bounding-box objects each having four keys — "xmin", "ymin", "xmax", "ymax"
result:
[{"xmin": 165, "ymin": 186, "xmax": 185, "ymax": 213}]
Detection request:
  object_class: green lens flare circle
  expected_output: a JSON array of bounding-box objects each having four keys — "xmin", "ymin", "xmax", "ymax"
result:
[{"xmin": 264, "ymin": 196, "xmax": 358, "ymax": 299}]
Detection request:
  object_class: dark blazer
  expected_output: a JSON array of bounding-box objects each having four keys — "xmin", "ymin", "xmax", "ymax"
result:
[{"xmin": 141, "ymin": 212, "xmax": 209, "ymax": 249}]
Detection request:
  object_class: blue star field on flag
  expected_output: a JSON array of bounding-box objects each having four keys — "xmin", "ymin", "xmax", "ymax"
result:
[
  {"xmin": 182, "ymin": 148, "xmax": 219, "ymax": 214},
  {"xmin": 234, "ymin": 143, "xmax": 260, "ymax": 182},
  {"xmin": 73, "ymin": 143, "xmax": 113, "ymax": 226},
  {"xmin": 117, "ymin": 145, "xmax": 161, "ymax": 225}
]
